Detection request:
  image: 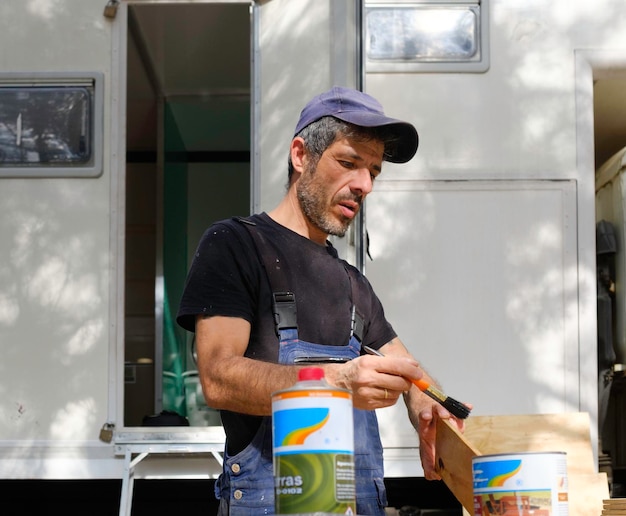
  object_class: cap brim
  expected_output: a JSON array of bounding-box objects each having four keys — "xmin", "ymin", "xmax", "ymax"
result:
[{"xmin": 333, "ymin": 112, "xmax": 419, "ymax": 163}]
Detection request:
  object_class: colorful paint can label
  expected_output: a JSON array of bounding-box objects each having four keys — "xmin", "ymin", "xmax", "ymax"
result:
[
  {"xmin": 272, "ymin": 369, "xmax": 355, "ymax": 515},
  {"xmin": 472, "ymin": 452, "xmax": 569, "ymax": 516}
]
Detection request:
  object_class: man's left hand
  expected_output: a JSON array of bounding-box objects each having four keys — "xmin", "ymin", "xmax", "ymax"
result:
[{"xmin": 417, "ymin": 404, "xmax": 467, "ymax": 480}]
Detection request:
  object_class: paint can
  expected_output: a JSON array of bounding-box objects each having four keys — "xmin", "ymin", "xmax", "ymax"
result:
[
  {"xmin": 272, "ymin": 366, "xmax": 356, "ymax": 515},
  {"xmin": 472, "ymin": 451, "xmax": 568, "ymax": 516}
]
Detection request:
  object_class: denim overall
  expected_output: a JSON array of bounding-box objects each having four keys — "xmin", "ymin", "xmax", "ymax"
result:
[
  {"xmin": 214, "ymin": 219, "xmax": 387, "ymax": 515},
  {"xmin": 215, "ymin": 329, "xmax": 387, "ymax": 515}
]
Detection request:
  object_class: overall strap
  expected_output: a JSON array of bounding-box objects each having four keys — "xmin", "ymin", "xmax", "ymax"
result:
[
  {"xmin": 232, "ymin": 216, "xmax": 365, "ymax": 342},
  {"xmin": 343, "ymin": 264, "xmax": 366, "ymax": 344}
]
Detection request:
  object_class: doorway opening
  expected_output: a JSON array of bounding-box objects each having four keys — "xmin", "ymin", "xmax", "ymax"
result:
[
  {"xmin": 593, "ymin": 73, "xmax": 626, "ymax": 496},
  {"xmin": 123, "ymin": 2, "xmax": 251, "ymax": 427}
]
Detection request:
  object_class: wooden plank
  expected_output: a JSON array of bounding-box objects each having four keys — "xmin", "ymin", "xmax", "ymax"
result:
[
  {"xmin": 603, "ymin": 498, "xmax": 626, "ymax": 516},
  {"xmin": 569, "ymin": 472, "xmax": 610, "ymax": 516},
  {"xmin": 434, "ymin": 417, "xmax": 481, "ymax": 514},
  {"xmin": 605, "ymin": 499, "xmax": 626, "ymax": 507},
  {"xmin": 464, "ymin": 413, "xmax": 596, "ymax": 476},
  {"xmin": 434, "ymin": 413, "xmax": 609, "ymax": 516}
]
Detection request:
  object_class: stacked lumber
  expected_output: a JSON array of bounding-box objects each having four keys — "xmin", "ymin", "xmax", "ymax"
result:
[{"xmin": 603, "ymin": 498, "xmax": 626, "ymax": 515}]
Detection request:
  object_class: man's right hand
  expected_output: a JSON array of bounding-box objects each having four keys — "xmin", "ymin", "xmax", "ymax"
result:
[{"xmin": 326, "ymin": 354, "xmax": 421, "ymax": 410}]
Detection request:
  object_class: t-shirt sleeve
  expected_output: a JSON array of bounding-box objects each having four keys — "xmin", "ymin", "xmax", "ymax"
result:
[{"xmin": 176, "ymin": 220, "xmax": 259, "ymax": 332}]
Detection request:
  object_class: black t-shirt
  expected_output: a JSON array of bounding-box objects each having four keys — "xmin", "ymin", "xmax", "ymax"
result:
[{"xmin": 177, "ymin": 212, "xmax": 396, "ymax": 454}]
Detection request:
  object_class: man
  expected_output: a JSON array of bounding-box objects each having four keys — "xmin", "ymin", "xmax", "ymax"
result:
[{"xmin": 177, "ymin": 87, "xmax": 464, "ymax": 515}]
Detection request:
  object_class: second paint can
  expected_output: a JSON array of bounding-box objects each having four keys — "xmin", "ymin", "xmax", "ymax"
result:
[{"xmin": 472, "ymin": 451, "xmax": 569, "ymax": 516}]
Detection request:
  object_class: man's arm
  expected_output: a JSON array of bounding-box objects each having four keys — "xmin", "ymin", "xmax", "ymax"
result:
[
  {"xmin": 379, "ymin": 337, "xmax": 467, "ymax": 480},
  {"xmin": 195, "ymin": 315, "xmax": 426, "ymax": 415},
  {"xmin": 195, "ymin": 315, "xmax": 300, "ymax": 415}
]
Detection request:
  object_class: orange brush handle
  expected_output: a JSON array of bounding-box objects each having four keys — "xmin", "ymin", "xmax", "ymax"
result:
[
  {"xmin": 412, "ymin": 378, "xmax": 431, "ymax": 392},
  {"xmin": 362, "ymin": 345, "xmax": 471, "ymax": 419}
]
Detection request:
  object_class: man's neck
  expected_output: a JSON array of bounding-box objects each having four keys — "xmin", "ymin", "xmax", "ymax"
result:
[{"xmin": 267, "ymin": 192, "xmax": 328, "ymax": 245}]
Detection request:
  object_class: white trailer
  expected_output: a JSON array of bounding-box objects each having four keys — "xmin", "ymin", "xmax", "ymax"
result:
[{"xmin": 1, "ymin": 0, "xmax": 625, "ymax": 507}]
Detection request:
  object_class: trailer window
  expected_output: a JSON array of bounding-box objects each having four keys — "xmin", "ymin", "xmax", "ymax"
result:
[
  {"xmin": 0, "ymin": 73, "xmax": 103, "ymax": 177},
  {"xmin": 365, "ymin": 2, "xmax": 489, "ymax": 73}
]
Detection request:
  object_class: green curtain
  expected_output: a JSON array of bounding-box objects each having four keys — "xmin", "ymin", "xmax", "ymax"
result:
[{"xmin": 161, "ymin": 102, "xmax": 188, "ymax": 416}]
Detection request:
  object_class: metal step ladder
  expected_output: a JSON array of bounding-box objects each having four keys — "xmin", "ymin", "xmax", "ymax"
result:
[{"xmin": 114, "ymin": 428, "xmax": 225, "ymax": 516}]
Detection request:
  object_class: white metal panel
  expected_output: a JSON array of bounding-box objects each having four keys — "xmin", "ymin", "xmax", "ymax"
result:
[
  {"xmin": 0, "ymin": 440, "xmax": 120, "ymax": 479},
  {"xmin": 366, "ymin": 180, "xmax": 579, "ymax": 450},
  {"xmin": 0, "ymin": 0, "xmax": 114, "ymax": 459}
]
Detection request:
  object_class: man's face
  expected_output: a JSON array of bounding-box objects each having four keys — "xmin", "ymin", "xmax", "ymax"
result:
[{"xmin": 296, "ymin": 136, "xmax": 384, "ymax": 237}]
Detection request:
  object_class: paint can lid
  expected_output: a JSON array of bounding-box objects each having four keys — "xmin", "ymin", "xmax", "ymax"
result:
[{"xmin": 298, "ymin": 367, "xmax": 325, "ymax": 381}]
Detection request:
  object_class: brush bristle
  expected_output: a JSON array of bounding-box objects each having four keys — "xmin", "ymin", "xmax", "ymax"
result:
[{"xmin": 442, "ymin": 396, "xmax": 471, "ymax": 419}]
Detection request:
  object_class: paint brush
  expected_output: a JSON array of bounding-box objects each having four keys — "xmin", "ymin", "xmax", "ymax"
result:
[{"xmin": 362, "ymin": 346, "xmax": 471, "ymax": 419}]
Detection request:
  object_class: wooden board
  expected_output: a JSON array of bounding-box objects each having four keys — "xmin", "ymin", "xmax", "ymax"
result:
[
  {"xmin": 464, "ymin": 413, "xmax": 596, "ymax": 476},
  {"xmin": 434, "ymin": 417, "xmax": 481, "ymax": 513},
  {"xmin": 434, "ymin": 413, "xmax": 610, "ymax": 516},
  {"xmin": 603, "ymin": 498, "xmax": 626, "ymax": 515},
  {"xmin": 568, "ymin": 473, "xmax": 611, "ymax": 516}
]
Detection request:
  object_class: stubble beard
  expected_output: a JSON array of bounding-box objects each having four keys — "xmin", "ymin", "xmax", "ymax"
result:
[{"xmin": 296, "ymin": 163, "xmax": 357, "ymax": 238}]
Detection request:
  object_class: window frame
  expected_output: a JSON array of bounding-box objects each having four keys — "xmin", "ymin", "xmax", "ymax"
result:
[
  {"xmin": 0, "ymin": 72, "xmax": 104, "ymax": 178},
  {"xmin": 365, "ymin": 1, "xmax": 490, "ymax": 73}
]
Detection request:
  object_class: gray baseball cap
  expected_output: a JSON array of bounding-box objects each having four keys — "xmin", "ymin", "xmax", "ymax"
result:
[{"xmin": 293, "ymin": 86, "xmax": 419, "ymax": 163}]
